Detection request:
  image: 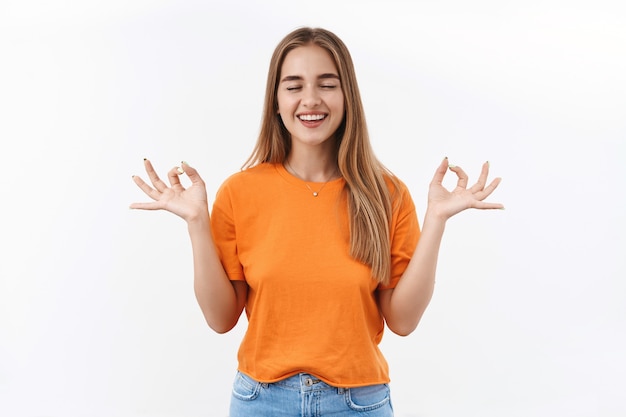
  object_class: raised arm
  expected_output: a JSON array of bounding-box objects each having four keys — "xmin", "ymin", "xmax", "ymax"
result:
[
  {"xmin": 130, "ymin": 159, "xmax": 246, "ymax": 333},
  {"xmin": 379, "ymin": 157, "xmax": 504, "ymax": 336}
]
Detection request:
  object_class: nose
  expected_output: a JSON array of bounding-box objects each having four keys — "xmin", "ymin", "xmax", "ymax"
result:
[{"xmin": 301, "ymin": 84, "xmax": 321, "ymax": 107}]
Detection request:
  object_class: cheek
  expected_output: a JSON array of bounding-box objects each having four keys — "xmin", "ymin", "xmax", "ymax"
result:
[
  {"xmin": 333, "ymin": 93, "xmax": 345, "ymax": 112},
  {"xmin": 334, "ymin": 100, "xmax": 345, "ymax": 117},
  {"xmin": 276, "ymin": 95, "xmax": 292, "ymax": 115},
  {"xmin": 276, "ymin": 93, "xmax": 284, "ymax": 114}
]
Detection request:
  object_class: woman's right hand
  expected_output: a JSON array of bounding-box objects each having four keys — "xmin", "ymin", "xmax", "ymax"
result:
[{"xmin": 130, "ymin": 159, "xmax": 209, "ymax": 222}]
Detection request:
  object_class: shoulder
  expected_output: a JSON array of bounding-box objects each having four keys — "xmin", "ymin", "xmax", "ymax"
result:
[
  {"xmin": 218, "ymin": 163, "xmax": 278, "ymax": 191},
  {"xmin": 381, "ymin": 172, "xmax": 416, "ymax": 217},
  {"xmin": 213, "ymin": 163, "xmax": 283, "ymax": 210},
  {"xmin": 382, "ymin": 172, "xmax": 412, "ymax": 200}
]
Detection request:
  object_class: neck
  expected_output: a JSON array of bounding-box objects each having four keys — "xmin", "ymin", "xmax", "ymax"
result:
[{"xmin": 285, "ymin": 155, "xmax": 339, "ymax": 183}]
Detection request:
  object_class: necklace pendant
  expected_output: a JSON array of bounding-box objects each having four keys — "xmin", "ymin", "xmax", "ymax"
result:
[{"xmin": 312, "ymin": 192, "xmax": 319, "ymax": 197}]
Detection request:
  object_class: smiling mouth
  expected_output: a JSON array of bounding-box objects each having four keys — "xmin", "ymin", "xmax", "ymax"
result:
[{"xmin": 298, "ymin": 114, "xmax": 326, "ymax": 121}]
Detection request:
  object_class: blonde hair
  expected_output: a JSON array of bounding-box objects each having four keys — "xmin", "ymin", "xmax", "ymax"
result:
[{"xmin": 243, "ymin": 27, "xmax": 400, "ymax": 284}]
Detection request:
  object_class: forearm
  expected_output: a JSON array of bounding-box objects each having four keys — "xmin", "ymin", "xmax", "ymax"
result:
[
  {"xmin": 385, "ymin": 210, "xmax": 447, "ymax": 335},
  {"xmin": 187, "ymin": 214, "xmax": 242, "ymax": 333}
]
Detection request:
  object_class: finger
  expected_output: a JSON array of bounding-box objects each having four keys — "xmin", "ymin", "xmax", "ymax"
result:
[
  {"xmin": 143, "ymin": 158, "xmax": 169, "ymax": 193},
  {"xmin": 167, "ymin": 165, "xmax": 184, "ymax": 188},
  {"xmin": 129, "ymin": 201, "xmax": 164, "ymax": 210},
  {"xmin": 448, "ymin": 164, "xmax": 469, "ymax": 189},
  {"xmin": 469, "ymin": 161, "xmax": 490, "ymax": 193},
  {"xmin": 180, "ymin": 161, "xmax": 206, "ymax": 186},
  {"xmin": 475, "ymin": 177, "xmax": 502, "ymax": 201},
  {"xmin": 472, "ymin": 200, "xmax": 505, "ymax": 210},
  {"xmin": 430, "ymin": 157, "xmax": 450, "ymax": 185},
  {"xmin": 132, "ymin": 174, "xmax": 161, "ymax": 201}
]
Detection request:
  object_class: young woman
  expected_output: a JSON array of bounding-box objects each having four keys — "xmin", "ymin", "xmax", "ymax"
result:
[{"xmin": 131, "ymin": 27, "xmax": 503, "ymax": 417}]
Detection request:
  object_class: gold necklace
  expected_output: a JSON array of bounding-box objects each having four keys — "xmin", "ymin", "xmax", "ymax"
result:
[{"xmin": 285, "ymin": 160, "xmax": 337, "ymax": 197}]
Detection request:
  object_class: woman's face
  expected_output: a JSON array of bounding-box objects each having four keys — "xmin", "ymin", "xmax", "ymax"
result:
[{"xmin": 277, "ymin": 44, "xmax": 345, "ymax": 151}]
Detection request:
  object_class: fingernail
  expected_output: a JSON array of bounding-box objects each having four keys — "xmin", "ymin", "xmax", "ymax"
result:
[
  {"xmin": 177, "ymin": 166, "xmax": 184, "ymax": 174},
  {"xmin": 448, "ymin": 164, "xmax": 456, "ymax": 168},
  {"xmin": 143, "ymin": 157, "xmax": 147, "ymax": 161},
  {"xmin": 181, "ymin": 160, "xmax": 188, "ymax": 166}
]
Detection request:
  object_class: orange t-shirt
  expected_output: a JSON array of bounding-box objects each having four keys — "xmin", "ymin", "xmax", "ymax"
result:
[{"xmin": 210, "ymin": 163, "xmax": 420, "ymax": 387}]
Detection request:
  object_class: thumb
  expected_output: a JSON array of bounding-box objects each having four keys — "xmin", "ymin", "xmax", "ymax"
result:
[{"xmin": 180, "ymin": 161, "xmax": 205, "ymax": 185}]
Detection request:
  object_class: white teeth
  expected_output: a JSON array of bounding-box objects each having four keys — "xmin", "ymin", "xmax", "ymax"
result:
[{"xmin": 299, "ymin": 114, "xmax": 325, "ymax": 121}]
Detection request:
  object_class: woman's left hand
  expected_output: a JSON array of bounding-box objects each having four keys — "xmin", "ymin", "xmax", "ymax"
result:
[{"xmin": 427, "ymin": 157, "xmax": 504, "ymax": 220}]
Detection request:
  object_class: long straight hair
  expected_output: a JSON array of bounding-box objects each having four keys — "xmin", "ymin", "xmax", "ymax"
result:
[{"xmin": 243, "ymin": 27, "xmax": 400, "ymax": 284}]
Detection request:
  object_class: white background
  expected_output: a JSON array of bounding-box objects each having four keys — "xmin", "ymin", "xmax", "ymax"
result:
[{"xmin": 1, "ymin": 0, "xmax": 624, "ymax": 416}]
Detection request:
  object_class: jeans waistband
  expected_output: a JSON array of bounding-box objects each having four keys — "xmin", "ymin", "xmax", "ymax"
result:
[{"xmin": 272, "ymin": 373, "xmax": 343, "ymax": 393}]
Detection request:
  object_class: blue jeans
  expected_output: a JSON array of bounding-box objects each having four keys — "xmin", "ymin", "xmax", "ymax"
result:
[{"xmin": 229, "ymin": 371, "xmax": 394, "ymax": 416}]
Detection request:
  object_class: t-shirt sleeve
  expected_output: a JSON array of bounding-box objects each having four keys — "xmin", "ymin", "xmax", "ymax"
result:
[
  {"xmin": 378, "ymin": 182, "xmax": 420, "ymax": 290},
  {"xmin": 210, "ymin": 180, "xmax": 246, "ymax": 281}
]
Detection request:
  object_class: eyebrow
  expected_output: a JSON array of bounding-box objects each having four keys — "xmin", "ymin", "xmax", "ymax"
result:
[{"xmin": 280, "ymin": 73, "xmax": 340, "ymax": 83}]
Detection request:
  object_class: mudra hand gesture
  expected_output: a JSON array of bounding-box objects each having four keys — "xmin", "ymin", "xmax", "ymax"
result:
[
  {"xmin": 427, "ymin": 158, "xmax": 504, "ymax": 220},
  {"xmin": 130, "ymin": 159, "xmax": 209, "ymax": 222}
]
